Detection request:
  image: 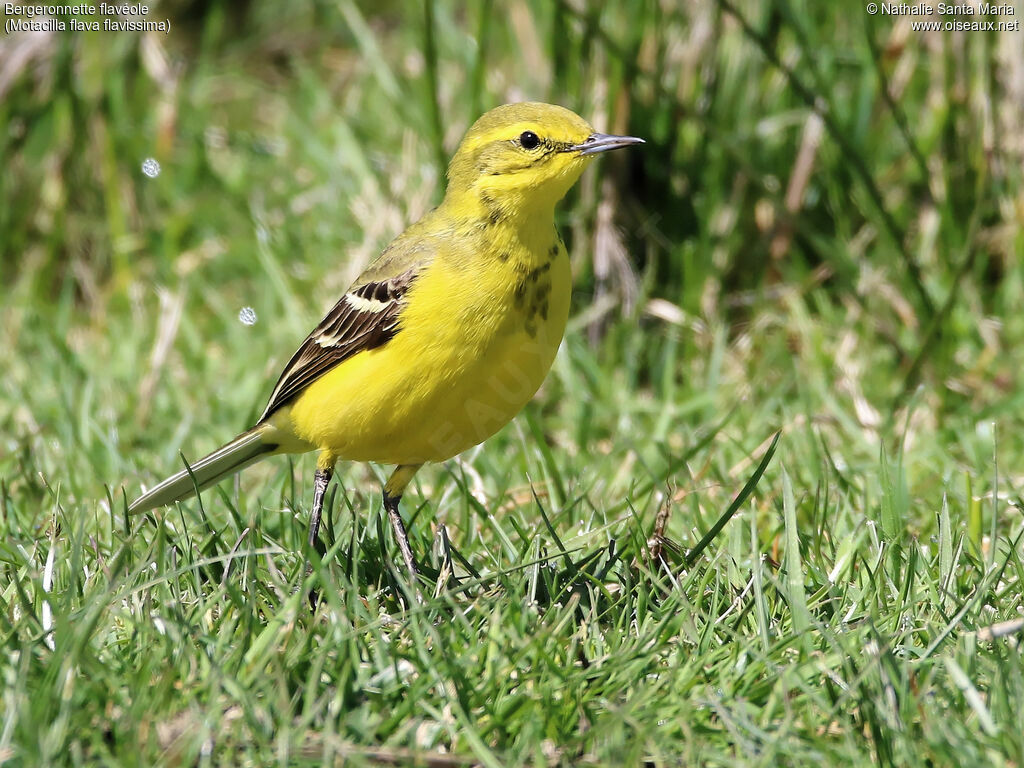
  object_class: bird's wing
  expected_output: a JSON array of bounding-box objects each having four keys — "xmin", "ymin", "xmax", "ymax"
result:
[{"xmin": 258, "ymin": 257, "xmax": 424, "ymax": 422}]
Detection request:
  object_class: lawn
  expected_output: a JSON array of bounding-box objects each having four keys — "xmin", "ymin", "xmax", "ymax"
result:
[{"xmin": 2, "ymin": 1, "xmax": 1024, "ymax": 765}]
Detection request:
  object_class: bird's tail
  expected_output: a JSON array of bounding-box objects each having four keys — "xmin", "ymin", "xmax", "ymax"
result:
[{"xmin": 128, "ymin": 427, "xmax": 276, "ymax": 514}]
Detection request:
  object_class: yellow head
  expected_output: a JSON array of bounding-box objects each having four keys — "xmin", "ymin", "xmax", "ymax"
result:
[{"xmin": 444, "ymin": 102, "xmax": 643, "ymax": 218}]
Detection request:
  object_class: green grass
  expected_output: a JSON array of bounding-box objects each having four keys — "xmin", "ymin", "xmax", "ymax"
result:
[{"xmin": 2, "ymin": 0, "xmax": 1024, "ymax": 765}]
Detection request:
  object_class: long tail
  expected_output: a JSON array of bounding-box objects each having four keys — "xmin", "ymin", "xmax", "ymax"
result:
[{"xmin": 128, "ymin": 427, "xmax": 275, "ymax": 514}]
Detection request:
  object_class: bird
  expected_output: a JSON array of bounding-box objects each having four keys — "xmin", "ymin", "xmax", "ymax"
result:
[{"xmin": 128, "ymin": 102, "xmax": 644, "ymax": 582}]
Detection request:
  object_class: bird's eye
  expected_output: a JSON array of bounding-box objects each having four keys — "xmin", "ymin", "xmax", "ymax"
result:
[{"xmin": 519, "ymin": 131, "xmax": 540, "ymax": 150}]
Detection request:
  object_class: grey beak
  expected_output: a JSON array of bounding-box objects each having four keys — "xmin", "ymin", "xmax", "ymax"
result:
[{"xmin": 569, "ymin": 132, "xmax": 645, "ymax": 156}]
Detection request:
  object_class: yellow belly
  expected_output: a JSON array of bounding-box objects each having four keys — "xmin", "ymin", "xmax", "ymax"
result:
[{"xmin": 277, "ymin": 250, "xmax": 571, "ymax": 465}]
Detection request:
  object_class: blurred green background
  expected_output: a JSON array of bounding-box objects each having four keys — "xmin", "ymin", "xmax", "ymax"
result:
[{"xmin": 2, "ymin": 1, "xmax": 1024, "ymax": 765}]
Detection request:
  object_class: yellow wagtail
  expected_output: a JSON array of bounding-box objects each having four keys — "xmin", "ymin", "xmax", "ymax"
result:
[{"xmin": 128, "ymin": 102, "xmax": 643, "ymax": 579}]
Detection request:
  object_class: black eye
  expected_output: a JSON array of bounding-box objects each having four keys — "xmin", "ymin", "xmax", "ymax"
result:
[{"xmin": 519, "ymin": 131, "xmax": 540, "ymax": 150}]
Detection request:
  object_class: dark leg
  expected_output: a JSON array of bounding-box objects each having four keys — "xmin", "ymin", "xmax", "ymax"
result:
[
  {"xmin": 308, "ymin": 466, "xmax": 333, "ymax": 550},
  {"xmin": 306, "ymin": 461, "xmax": 335, "ymax": 609},
  {"xmin": 383, "ymin": 489, "xmax": 419, "ymax": 581},
  {"xmin": 382, "ymin": 464, "xmax": 423, "ymax": 594}
]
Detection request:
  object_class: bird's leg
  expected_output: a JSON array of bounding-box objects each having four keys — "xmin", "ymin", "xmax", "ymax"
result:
[
  {"xmin": 383, "ymin": 464, "xmax": 423, "ymax": 584},
  {"xmin": 305, "ymin": 454, "xmax": 337, "ymax": 609},
  {"xmin": 308, "ymin": 465, "xmax": 333, "ymax": 549},
  {"xmin": 383, "ymin": 491, "xmax": 418, "ymax": 580}
]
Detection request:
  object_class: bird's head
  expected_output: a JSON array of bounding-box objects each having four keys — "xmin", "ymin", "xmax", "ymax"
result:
[{"xmin": 444, "ymin": 102, "xmax": 643, "ymax": 219}]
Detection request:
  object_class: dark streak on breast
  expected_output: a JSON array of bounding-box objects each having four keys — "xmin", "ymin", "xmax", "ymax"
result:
[
  {"xmin": 512, "ymin": 261, "xmax": 555, "ymax": 337},
  {"xmin": 480, "ymin": 192, "xmax": 503, "ymax": 225}
]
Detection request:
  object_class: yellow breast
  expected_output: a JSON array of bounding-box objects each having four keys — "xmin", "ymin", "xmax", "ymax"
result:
[{"xmin": 279, "ymin": 235, "xmax": 571, "ymax": 465}]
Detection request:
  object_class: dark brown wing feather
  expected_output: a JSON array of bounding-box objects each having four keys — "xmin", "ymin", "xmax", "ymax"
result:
[{"xmin": 258, "ymin": 268, "xmax": 419, "ymax": 421}]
